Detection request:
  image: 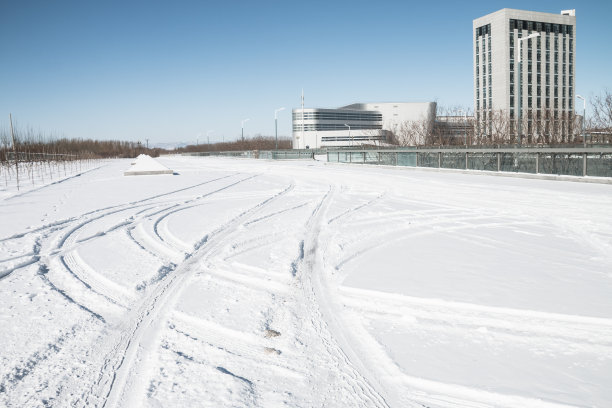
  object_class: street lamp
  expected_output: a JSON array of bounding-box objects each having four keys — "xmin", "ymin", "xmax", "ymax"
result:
[
  {"xmin": 344, "ymin": 124, "xmax": 352, "ymax": 147},
  {"xmin": 241, "ymin": 118, "xmax": 250, "ymax": 141},
  {"xmin": 274, "ymin": 107, "xmax": 285, "ymax": 150},
  {"xmin": 576, "ymin": 94, "xmax": 586, "ymax": 147},
  {"xmin": 517, "ymin": 32, "xmax": 540, "ymax": 145},
  {"xmin": 458, "ymin": 109, "xmax": 467, "ymax": 146},
  {"xmin": 207, "ymin": 130, "xmax": 214, "ymax": 145}
]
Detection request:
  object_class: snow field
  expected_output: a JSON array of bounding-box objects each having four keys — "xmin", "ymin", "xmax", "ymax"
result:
[{"xmin": 0, "ymin": 155, "xmax": 611, "ymax": 407}]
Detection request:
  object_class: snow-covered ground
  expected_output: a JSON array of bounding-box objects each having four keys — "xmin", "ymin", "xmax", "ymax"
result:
[{"xmin": 1, "ymin": 155, "xmax": 611, "ymax": 408}]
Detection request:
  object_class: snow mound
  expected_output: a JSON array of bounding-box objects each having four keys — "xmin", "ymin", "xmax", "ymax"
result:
[{"xmin": 124, "ymin": 155, "xmax": 174, "ymax": 176}]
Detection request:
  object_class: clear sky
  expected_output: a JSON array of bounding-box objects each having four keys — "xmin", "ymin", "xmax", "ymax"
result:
[{"xmin": 1, "ymin": 0, "xmax": 610, "ymax": 145}]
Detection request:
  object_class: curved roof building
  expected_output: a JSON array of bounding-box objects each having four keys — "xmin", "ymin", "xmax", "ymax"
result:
[{"xmin": 292, "ymin": 102, "xmax": 436, "ymax": 149}]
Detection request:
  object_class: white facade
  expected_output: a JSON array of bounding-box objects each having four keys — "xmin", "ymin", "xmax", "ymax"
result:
[
  {"xmin": 292, "ymin": 102, "xmax": 436, "ymax": 149},
  {"xmin": 473, "ymin": 9, "xmax": 576, "ymax": 141}
]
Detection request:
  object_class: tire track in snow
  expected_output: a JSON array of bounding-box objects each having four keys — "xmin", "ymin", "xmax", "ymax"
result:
[
  {"xmin": 151, "ymin": 174, "xmax": 260, "ymax": 246},
  {"xmin": 0, "ymin": 173, "xmax": 239, "ymax": 243},
  {"xmin": 244, "ymin": 201, "xmax": 309, "ymax": 226},
  {"xmin": 340, "ymin": 286, "xmax": 612, "ymax": 351},
  {"xmin": 327, "ymin": 192, "xmax": 385, "ymax": 225},
  {"xmin": 60, "ymin": 252, "xmax": 130, "ymax": 308},
  {"xmin": 2, "ymin": 174, "xmax": 245, "ymax": 283},
  {"xmin": 292, "ymin": 185, "xmax": 396, "ymax": 408},
  {"xmin": 335, "ymin": 216, "xmax": 538, "ymax": 271},
  {"xmin": 95, "ymin": 182, "xmax": 294, "ymax": 408},
  {"xmin": 0, "ymin": 323, "xmax": 80, "ymax": 397},
  {"xmin": 37, "ymin": 264, "xmax": 106, "ymax": 323}
]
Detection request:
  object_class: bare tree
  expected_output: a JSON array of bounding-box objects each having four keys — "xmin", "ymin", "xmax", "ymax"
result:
[{"xmin": 588, "ymin": 90, "xmax": 612, "ymax": 143}]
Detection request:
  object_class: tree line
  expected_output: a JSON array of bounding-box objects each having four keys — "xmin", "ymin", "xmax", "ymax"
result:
[
  {"xmin": 389, "ymin": 90, "xmax": 612, "ymax": 147},
  {"xmin": 176, "ymin": 135, "xmax": 292, "ymax": 153}
]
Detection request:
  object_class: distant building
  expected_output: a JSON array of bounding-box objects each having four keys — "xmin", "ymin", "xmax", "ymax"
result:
[
  {"xmin": 292, "ymin": 102, "xmax": 436, "ymax": 148},
  {"xmin": 473, "ymin": 9, "xmax": 576, "ymax": 142},
  {"xmin": 434, "ymin": 115, "xmax": 475, "ymax": 145}
]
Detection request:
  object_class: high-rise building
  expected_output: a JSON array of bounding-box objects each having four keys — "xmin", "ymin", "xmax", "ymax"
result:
[{"xmin": 473, "ymin": 9, "xmax": 576, "ymax": 143}]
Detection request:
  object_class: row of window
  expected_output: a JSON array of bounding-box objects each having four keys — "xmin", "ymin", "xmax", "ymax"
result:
[
  {"xmin": 509, "ymin": 19, "xmax": 573, "ymax": 35},
  {"xmin": 321, "ymin": 135, "xmax": 383, "ymax": 142},
  {"xmin": 292, "ymin": 124, "xmax": 382, "ymax": 131},
  {"xmin": 292, "ymin": 112, "xmax": 382, "ymax": 122},
  {"xmin": 511, "ymin": 97, "xmax": 574, "ymax": 110},
  {"xmin": 509, "ymin": 36, "xmax": 574, "ymax": 59},
  {"xmin": 510, "ymin": 62, "xmax": 574, "ymax": 76},
  {"xmin": 511, "ymin": 69, "xmax": 574, "ymax": 82},
  {"xmin": 511, "ymin": 84, "xmax": 574, "ymax": 98},
  {"xmin": 475, "ymin": 23, "xmax": 491, "ymax": 38}
]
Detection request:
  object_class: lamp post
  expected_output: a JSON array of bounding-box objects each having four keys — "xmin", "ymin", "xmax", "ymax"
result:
[
  {"xmin": 576, "ymin": 94, "xmax": 586, "ymax": 147},
  {"xmin": 344, "ymin": 124, "xmax": 352, "ymax": 147},
  {"xmin": 241, "ymin": 118, "xmax": 250, "ymax": 141},
  {"xmin": 458, "ymin": 109, "xmax": 467, "ymax": 146},
  {"xmin": 517, "ymin": 32, "xmax": 540, "ymax": 145},
  {"xmin": 274, "ymin": 107, "xmax": 285, "ymax": 150},
  {"xmin": 207, "ymin": 130, "xmax": 214, "ymax": 146}
]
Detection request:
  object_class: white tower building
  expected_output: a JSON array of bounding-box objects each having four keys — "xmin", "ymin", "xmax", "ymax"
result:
[{"xmin": 473, "ymin": 9, "xmax": 576, "ymax": 143}]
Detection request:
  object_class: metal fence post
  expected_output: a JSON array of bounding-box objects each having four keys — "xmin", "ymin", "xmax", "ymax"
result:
[
  {"xmin": 363, "ymin": 151, "xmax": 366, "ymax": 164},
  {"xmin": 438, "ymin": 152, "xmax": 441, "ymax": 168},
  {"xmin": 465, "ymin": 152, "xmax": 468, "ymax": 170},
  {"xmin": 583, "ymin": 153, "xmax": 587, "ymax": 177},
  {"xmin": 536, "ymin": 153, "xmax": 539, "ymax": 174},
  {"xmin": 497, "ymin": 153, "xmax": 501, "ymax": 172}
]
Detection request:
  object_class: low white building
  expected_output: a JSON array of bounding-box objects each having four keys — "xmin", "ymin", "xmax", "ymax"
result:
[{"xmin": 292, "ymin": 102, "xmax": 436, "ymax": 149}]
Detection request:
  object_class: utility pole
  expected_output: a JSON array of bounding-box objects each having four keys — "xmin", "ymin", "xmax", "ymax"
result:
[{"xmin": 146, "ymin": 138, "xmax": 149, "ymax": 149}]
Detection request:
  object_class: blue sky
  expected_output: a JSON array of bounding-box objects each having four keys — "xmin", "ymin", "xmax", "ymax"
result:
[{"xmin": 1, "ymin": 0, "xmax": 610, "ymax": 145}]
